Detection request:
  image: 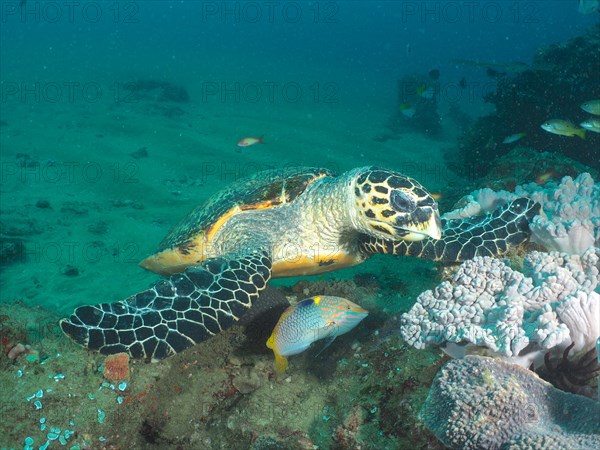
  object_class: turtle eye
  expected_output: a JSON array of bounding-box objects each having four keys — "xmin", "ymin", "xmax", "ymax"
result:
[{"xmin": 390, "ymin": 190, "xmax": 416, "ymax": 213}]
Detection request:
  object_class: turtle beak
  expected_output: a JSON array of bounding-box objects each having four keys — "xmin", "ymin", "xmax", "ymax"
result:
[
  {"xmin": 394, "ymin": 209, "xmax": 442, "ymax": 241},
  {"xmin": 422, "ymin": 211, "xmax": 442, "ymax": 240}
]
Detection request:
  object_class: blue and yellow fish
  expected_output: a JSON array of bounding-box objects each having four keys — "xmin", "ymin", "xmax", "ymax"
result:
[{"xmin": 266, "ymin": 295, "xmax": 368, "ymax": 374}]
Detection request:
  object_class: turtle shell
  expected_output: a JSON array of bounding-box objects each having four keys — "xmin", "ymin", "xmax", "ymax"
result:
[{"xmin": 140, "ymin": 167, "xmax": 333, "ymax": 275}]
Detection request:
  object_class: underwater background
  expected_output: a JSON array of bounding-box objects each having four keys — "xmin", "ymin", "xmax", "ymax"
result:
[{"xmin": 1, "ymin": 1, "xmax": 599, "ymax": 449}]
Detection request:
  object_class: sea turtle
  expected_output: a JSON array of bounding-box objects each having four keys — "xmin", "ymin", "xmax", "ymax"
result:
[{"xmin": 60, "ymin": 167, "xmax": 539, "ymax": 361}]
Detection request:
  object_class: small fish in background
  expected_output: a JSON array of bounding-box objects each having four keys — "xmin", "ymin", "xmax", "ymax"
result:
[
  {"xmin": 416, "ymin": 83, "xmax": 435, "ymax": 99},
  {"xmin": 430, "ymin": 192, "xmax": 444, "ymax": 201},
  {"xmin": 502, "ymin": 132, "xmax": 527, "ymax": 144},
  {"xmin": 237, "ymin": 135, "xmax": 264, "ymax": 148},
  {"xmin": 580, "ymin": 100, "xmax": 600, "ymax": 115},
  {"xmin": 535, "ymin": 170, "xmax": 558, "ymax": 185},
  {"xmin": 399, "ymin": 102, "xmax": 416, "ymax": 118},
  {"xmin": 541, "ymin": 119, "xmax": 586, "ymax": 139},
  {"xmin": 578, "ymin": 0, "xmax": 599, "ymax": 14},
  {"xmin": 428, "ymin": 69, "xmax": 440, "ymax": 81},
  {"xmin": 580, "ymin": 118, "xmax": 600, "ymax": 133},
  {"xmin": 266, "ymin": 295, "xmax": 368, "ymax": 374}
]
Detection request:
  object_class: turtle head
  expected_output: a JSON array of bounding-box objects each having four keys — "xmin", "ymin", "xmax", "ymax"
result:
[{"xmin": 350, "ymin": 168, "xmax": 441, "ymax": 241}]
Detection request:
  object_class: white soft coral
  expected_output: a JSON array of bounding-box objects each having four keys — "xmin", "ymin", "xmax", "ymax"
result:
[{"xmin": 400, "ymin": 248, "xmax": 600, "ymax": 369}]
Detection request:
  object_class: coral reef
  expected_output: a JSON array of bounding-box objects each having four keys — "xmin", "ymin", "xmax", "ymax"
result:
[
  {"xmin": 5, "ymin": 274, "xmax": 451, "ymax": 448},
  {"xmin": 313, "ymin": 334, "xmax": 446, "ymax": 450},
  {"xmin": 421, "ymin": 356, "xmax": 600, "ymax": 450},
  {"xmin": 400, "ymin": 248, "xmax": 600, "ymax": 369},
  {"xmin": 450, "ymin": 24, "xmax": 600, "ymax": 177},
  {"xmin": 0, "ymin": 273, "xmax": 445, "ymax": 449},
  {"xmin": 446, "ymin": 147, "xmax": 597, "ymax": 198},
  {"xmin": 444, "ymin": 172, "xmax": 600, "ymax": 255},
  {"xmin": 333, "ymin": 405, "xmax": 367, "ymax": 448}
]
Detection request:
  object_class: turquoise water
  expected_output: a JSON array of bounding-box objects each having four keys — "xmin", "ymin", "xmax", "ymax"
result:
[{"xmin": 1, "ymin": 2, "xmax": 598, "ymax": 449}]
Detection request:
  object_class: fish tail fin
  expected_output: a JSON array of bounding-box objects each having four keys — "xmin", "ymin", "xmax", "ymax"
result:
[
  {"xmin": 274, "ymin": 352, "xmax": 288, "ymax": 375},
  {"xmin": 576, "ymin": 128, "xmax": 586, "ymax": 139},
  {"xmin": 267, "ymin": 333, "xmax": 288, "ymax": 374},
  {"xmin": 258, "ymin": 135, "xmax": 265, "ymax": 143}
]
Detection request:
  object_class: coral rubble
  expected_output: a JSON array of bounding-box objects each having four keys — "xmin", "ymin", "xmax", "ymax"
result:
[{"xmin": 103, "ymin": 352, "xmax": 131, "ymax": 381}]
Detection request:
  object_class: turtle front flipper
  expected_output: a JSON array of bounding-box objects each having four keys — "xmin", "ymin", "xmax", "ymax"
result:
[
  {"xmin": 60, "ymin": 248, "xmax": 272, "ymax": 361},
  {"xmin": 359, "ymin": 198, "xmax": 540, "ymax": 263}
]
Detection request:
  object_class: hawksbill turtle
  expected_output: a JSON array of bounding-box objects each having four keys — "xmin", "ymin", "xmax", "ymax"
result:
[{"xmin": 60, "ymin": 167, "xmax": 539, "ymax": 361}]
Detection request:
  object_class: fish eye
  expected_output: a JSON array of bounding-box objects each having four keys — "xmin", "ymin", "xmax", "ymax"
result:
[{"xmin": 390, "ymin": 190, "xmax": 416, "ymax": 213}]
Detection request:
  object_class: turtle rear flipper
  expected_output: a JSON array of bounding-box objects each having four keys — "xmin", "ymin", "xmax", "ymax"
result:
[
  {"xmin": 359, "ymin": 198, "xmax": 540, "ymax": 263},
  {"xmin": 60, "ymin": 248, "xmax": 272, "ymax": 361}
]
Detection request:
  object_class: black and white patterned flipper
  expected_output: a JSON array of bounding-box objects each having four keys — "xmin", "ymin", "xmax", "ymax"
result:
[
  {"xmin": 60, "ymin": 249, "xmax": 272, "ymax": 361},
  {"xmin": 359, "ymin": 198, "xmax": 540, "ymax": 263}
]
